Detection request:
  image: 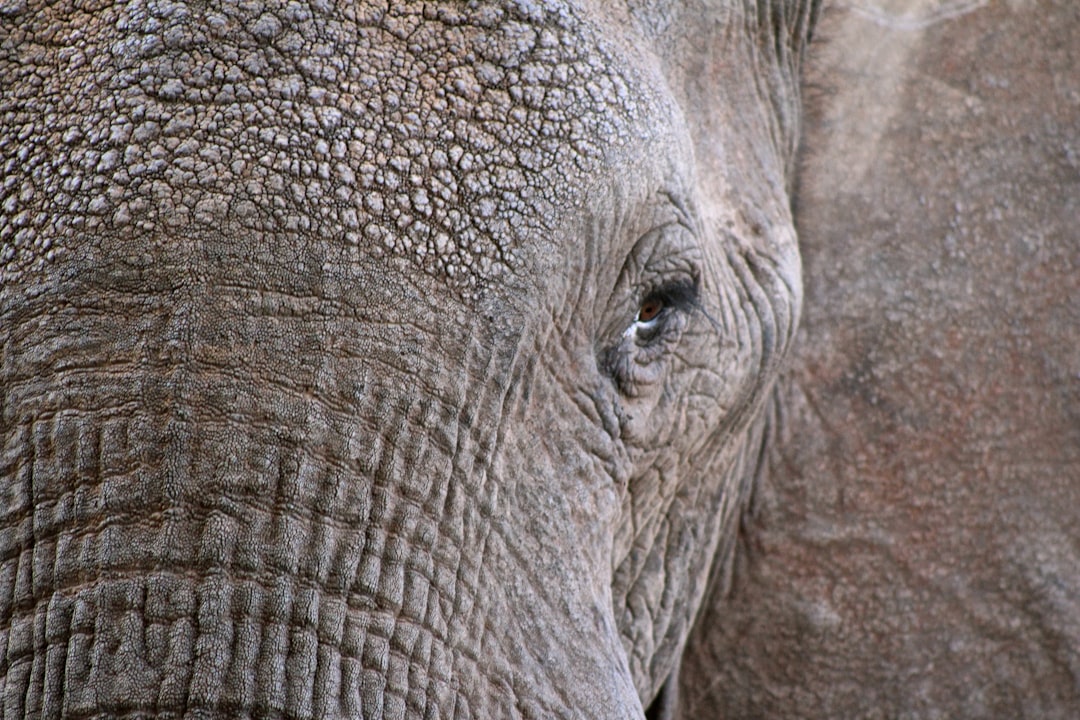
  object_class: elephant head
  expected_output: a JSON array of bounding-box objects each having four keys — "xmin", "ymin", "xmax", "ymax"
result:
[{"xmin": 0, "ymin": 0, "xmax": 818, "ymax": 716}]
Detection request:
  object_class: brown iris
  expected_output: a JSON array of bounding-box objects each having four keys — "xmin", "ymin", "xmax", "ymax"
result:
[{"xmin": 637, "ymin": 297, "xmax": 664, "ymax": 323}]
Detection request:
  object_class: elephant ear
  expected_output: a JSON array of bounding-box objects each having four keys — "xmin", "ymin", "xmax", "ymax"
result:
[{"xmin": 675, "ymin": 1, "xmax": 1080, "ymax": 717}]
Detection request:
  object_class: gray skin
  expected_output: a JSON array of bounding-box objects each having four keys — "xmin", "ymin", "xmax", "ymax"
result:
[
  {"xmin": 0, "ymin": 1, "xmax": 818, "ymax": 718},
  {"xmin": 674, "ymin": 0, "xmax": 1080, "ymax": 717}
]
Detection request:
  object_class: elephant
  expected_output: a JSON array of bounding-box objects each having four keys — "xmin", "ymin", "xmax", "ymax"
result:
[
  {"xmin": 0, "ymin": 0, "xmax": 819, "ymax": 717},
  {"xmin": 4, "ymin": 0, "xmax": 1078, "ymax": 718}
]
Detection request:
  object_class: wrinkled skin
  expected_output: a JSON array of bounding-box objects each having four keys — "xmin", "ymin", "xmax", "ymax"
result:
[
  {"xmin": 674, "ymin": 0, "xmax": 1080, "ymax": 717},
  {"xmin": 0, "ymin": 1, "xmax": 817, "ymax": 717}
]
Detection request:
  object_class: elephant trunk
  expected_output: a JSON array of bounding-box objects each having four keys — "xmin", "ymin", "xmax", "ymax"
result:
[{"xmin": 0, "ymin": 243, "xmax": 643, "ymax": 718}]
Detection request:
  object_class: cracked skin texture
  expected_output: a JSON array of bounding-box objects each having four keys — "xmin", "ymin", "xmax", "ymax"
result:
[
  {"xmin": 2, "ymin": 0, "xmax": 654, "ymax": 293},
  {"xmin": 0, "ymin": 1, "xmax": 818, "ymax": 718}
]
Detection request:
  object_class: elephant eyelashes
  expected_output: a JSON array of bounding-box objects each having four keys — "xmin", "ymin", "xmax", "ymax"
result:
[{"xmin": 631, "ymin": 281, "xmax": 698, "ymax": 338}]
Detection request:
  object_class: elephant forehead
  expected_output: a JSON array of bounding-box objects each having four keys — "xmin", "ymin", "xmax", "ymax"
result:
[{"xmin": 1, "ymin": 0, "xmax": 673, "ymax": 296}]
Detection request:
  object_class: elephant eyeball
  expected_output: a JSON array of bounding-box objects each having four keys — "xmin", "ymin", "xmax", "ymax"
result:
[{"xmin": 637, "ymin": 297, "xmax": 664, "ymax": 323}]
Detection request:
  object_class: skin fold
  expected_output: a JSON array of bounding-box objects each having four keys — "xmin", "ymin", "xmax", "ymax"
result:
[{"xmin": 0, "ymin": 1, "xmax": 817, "ymax": 717}]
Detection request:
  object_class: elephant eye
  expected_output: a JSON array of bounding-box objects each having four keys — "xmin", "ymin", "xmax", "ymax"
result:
[
  {"xmin": 602, "ymin": 278, "xmax": 700, "ymax": 394},
  {"xmin": 620, "ymin": 280, "xmax": 700, "ymax": 348},
  {"xmin": 633, "ymin": 281, "xmax": 697, "ymax": 331},
  {"xmin": 637, "ymin": 297, "xmax": 665, "ymax": 324}
]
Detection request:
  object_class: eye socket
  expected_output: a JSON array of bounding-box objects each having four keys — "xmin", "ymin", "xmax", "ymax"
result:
[
  {"xmin": 637, "ymin": 297, "xmax": 665, "ymax": 323},
  {"xmin": 602, "ymin": 278, "xmax": 701, "ymax": 395}
]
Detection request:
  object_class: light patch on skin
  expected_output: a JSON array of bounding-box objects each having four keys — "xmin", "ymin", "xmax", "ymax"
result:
[
  {"xmin": 804, "ymin": 5, "xmax": 926, "ymax": 195},
  {"xmin": 622, "ymin": 317, "xmax": 657, "ymax": 340},
  {"xmin": 842, "ymin": 0, "xmax": 988, "ymax": 30}
]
